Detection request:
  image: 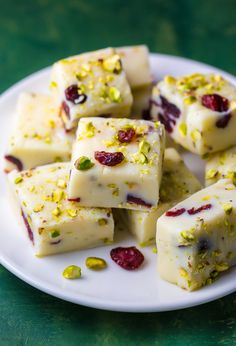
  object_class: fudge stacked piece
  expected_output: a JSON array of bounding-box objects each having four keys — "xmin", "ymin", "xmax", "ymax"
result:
[{"xmin": 7, "ymin": 45, "xmax": 158, "ymax": 257}]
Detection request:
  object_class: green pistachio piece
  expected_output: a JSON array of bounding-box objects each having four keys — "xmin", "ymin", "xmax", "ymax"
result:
[
  {"xmin": 184, "ymin": 96, "xmax": 197, "ymax": 105},
  {"xmin": 50, "ymin": 230, "xmax": 60, "ymax": 238},
  {"xmin": 85, "ymin": 257, "xmax": 107, "ymax": 270},
  {"xmin": 75, "ymin": 156, "xmax": 94, "ymax": 171},
  {"xmin": 98, "ymin": 218, "xmax": 108, "ymax": 226},
  {"xmin": 139, "ymin": 140, "xmax": 151, "ymax": 155},
  {"xmin": 14, "ymin": 176, "xmax": 23, "ymax": 184},
  {"xmin": 178, "ymin": 122, "xmax": 187, "ymax": 137},
  {"xmin": 102, "ymin": 55, "xmax": 122, "ymax": 74},
  {"xmin": 63, "ymin": 265, "xmax": 82, "ymax": 279},
  {"xmin": 108, "ymin": 87, "xmax": 121, "ymax": 103},
  {"xmin": 206, "ymin": 169, "xmax": 218, "ymax": 180},
  {"xmin": 85, "ymin": 122, "xmax": 96, "ymax": 137}
]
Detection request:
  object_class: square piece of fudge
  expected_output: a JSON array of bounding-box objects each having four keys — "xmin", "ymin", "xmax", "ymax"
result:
[
  {"xmin": 151, "ymin": 73, "xmax": 236, "ymax": 155},
  {"xmin": 116, "ymin": 45, "xmax": 152, "ymax": 89},
  {"xmin": 51, "ymin": 48, "xmax": 133, "ymax": 130},
  {"xmin": 157, "ymin": 179, "xmax": 236, "ymax": 291},
  {"xmin": 68, "ymin": 117, "xmax": 165, "ymax": 210},
  {"xmin": 8, "ymin": 162, "xmax": 114, "ymax": 256},
  {"xmin": 205, "ymin": 146, "xmax": 236, "ymax": 186},
  {"xmin": 4, "ymin": 93, "xmax": 74, "ymax": 172},
  {"xmin": 115, "ymin": 148, "xmax": 202, "ymax": 245}
]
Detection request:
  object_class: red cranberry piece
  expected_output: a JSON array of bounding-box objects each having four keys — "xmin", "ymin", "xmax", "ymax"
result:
[
  {"xmin": 21, "ymin": 210, "xmax": 34, "ymax": 244},
  {"xmin": 201, "ymin": 94, "xmax": 229, "ymax": 112},
  {"xmin": 61, "ymin": 101, "xmax": 70, "ymax": 118},
  {"xmin": 187, "ymin": 203, "xmax": 212, "ymax": 215},
  {"xmin": 110, "ymin": 246, "xmax": 144, "ymax": 270},
  {"xmin": 127, "ymin": 194, "xmax": 152, "ymax": 208},
  {"xmin": 68, "ymin": 197, "xmax": 81, "ymax": 202},
  {"xmin": 160, "ymin": 96, "xmax": 181, "ymax": 118},
  {"xmin": 216, "ymin": 113, "xmax": 232, "ymax": 128},
  {"xmin": 158, "ymin": 113, "xmax": 174, "ymax": 133},
  {"xmin": 117, "ymin": 128, "xmax": 136, "ymax": 143},
  {"xmin": 94, "ymin": 151, "xmax": 124, "ymax": 166},
  {"xmin": 51, "ymin": 240, "xmax": 61, "ymax": 245},
  {"xmin": 65, "ymin": 84, "xmax": 87, "ymax": 105},
  {"xmin": 165, "ymin": 208, "xmax": 186, "ymax": 217},
  {"xmin": 4, "ymin": 155, "xmax": 23, "ymax": 171}
]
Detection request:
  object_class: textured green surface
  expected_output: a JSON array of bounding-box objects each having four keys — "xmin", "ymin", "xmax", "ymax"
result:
[{"xmin": 0, "ymin": 0, "xmax": 236, "ymax": 345}]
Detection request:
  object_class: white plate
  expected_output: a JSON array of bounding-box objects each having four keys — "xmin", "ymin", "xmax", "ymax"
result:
[{"xmin": 0, "ymin": 53, "xmax": 235, "ymax": 313}]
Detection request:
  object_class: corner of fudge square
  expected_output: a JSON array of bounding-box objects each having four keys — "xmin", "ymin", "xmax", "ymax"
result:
[
  {"xmin": 50, "ymin": 47, "xmax": 133, "ymax": 131},
  {"xmin": 68, "ymin": 117, "xmax": 165, "ymax": 210},
  {"xmin": 156, "ymin": 178, "xmax": 236, "ymax": 291},
  {"xmin": 7, "ymin": 162, "xmax": 114, "ymax": 257},
  {"xmin": 151, "ymin": 73, "xmax": 236, "ymax": 155}
]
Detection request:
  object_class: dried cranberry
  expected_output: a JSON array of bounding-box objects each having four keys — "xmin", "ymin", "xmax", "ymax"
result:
[
  {"xmin": 94, "ymin": 151, "xmax": 124, "ymax": 166},
  {"xmin": 21, "ymin": 210, "xmax": 34, "ymax": 244},
  {"xmin": 127, "ymin": 194, "xmax": 152, "ymax": 208},
  {"xmin": 65, "ymin": 84, "xmax": 87, "ymax": 105},
  {"xmin": 201, "ymin": 94, "xmax": 229, "ymax": 112},
  {"xmin": 160, "ymin": 96, "xmax": 181, "ymax": 118},
  {"xmin": 51, "ymin": 240, "xmax": 61, "ymax": 245},
  {"xmin": 117, "ymin": 128, "xmax": 136, "ymax": 143},
  {"xmin": 156, "ymin": 96, "xmax": 181, "ymax": 133},
  {"xmin": 4, "ymin": 155, "xmax": 23, "ymax": 171},
  {"xmin": 110, "ymin": 246, "xmax": 144, "ymax": 270},
  {"xmin": 61, "ymin": 101, "xmax": 70, "ymax": 118},
  {"xmin": 165, "ymin": 208, "xmax": 186, "ymax": 217},
  {"xmin": 187, "ymin": 204, "xmax": 212, "ymax": 215},
  {"xmin": 216, "ymin": 113, "xmax": 232, "ymax": 128},
  {"xmin": 68, "ymin": 197, "xmax": 81, "ymax": 202}
]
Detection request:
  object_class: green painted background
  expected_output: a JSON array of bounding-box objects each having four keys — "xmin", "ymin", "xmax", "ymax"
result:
[{"xmin": 0, "ymin": 0, "xmax": 236, "ymax": 345}]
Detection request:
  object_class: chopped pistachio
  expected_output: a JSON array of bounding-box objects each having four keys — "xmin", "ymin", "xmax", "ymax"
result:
[
  {"xmin": 178, "ymin": 122, "xmax": 187, "ymax": 137},
  {"xmin": 102, "ymin": 54, "xmax": 122, "ymax": 74},
  {"xmin": 212, "ymin": 249, "xmax": 222, "ymax": 257},
  {"xmin": 191, "ymin": 129, "xmax": 201, "ymax": 143},
  {"xmin": 29, "ymin": 185, "xmax": 35, "ymax": 193},
  {"xmin": 66, "ymin": 209, "xmax": 78, "ymax": 218},
  {"xmin": 222, "ymin": 203, "xmax": 233, "ymax": 215},
  {"xmin": 180, "ymin": 230, "xmax": 195, "ymax": 242},
  {"xmin": 152, "ymin": 246, "xmax": 158, "ymax": 254},
  {"xmin": 108, "ymin": 87, "xmax": 121, "ymax": 103},
  {"xmin": 206, "ymin": 169, "xmax": 218, "ymax": 180},
  {"xmin": 215, "ymin": 263, "xmax": 229, "ymax": 272},
  {"xmin": 133, "ymin": 152, "xmax": 148, "ymax": 164},
  {"xmin": 112, "ymin": 188, "xmax": 120, "ymax": 197},
  {"xmin": 50, "ymin": 230, "xmax": 60, "ymax": 238},
  {"xmin": 33, "ymin": 204, "xmax": 44, "ymax": 213},
  {"xmin": 139, "ymin": 140, "xmax": 151, "ymax": 155},
  {"xmin": 84, "ymin": 122, "xmax": 96, "ymax": 137},
  {"xmin": 52, "ymin": 190, "xmax": 65, "ymax": 203},
  {"xmin": 184, "ymin": 96, "xmax": 197, "ymax": 105},
  {"xmin": 179, "ymin": 268, "xmax": 188, "ymax": 278},
  {"xmin": 57, "ymin": 179, "xmax": 67, "ymax": 189},
  {"xmin": 85, "ymin": 257, "xmax": 107, "ymax": 270},
  {"xmin": 74, "ymin": 156, "xmax": 94, "ymax": 171},
  {"xmin": 14, "ymin": 176, "xmax": 23, "ymax": 184},
  {"xmin": 164, "ymin": 75, "xmax": 176, "ymax": 84},
  {"xmin": 48, "ymin": 119, "xmax": 56, "ymax": 128},
  {"xmin": 98, "ymin": 218, "xmax": 108, "ymax": 226},
  {"xmin": 63, "ymin": 265, "xmax": 81, "ymax": 279},
  {"xmin": 52, "ymin": 206, "xmax": 62, "ymax": 217}
]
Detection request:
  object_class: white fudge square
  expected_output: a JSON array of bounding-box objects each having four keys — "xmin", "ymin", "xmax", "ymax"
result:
[
  {"xmin": 116, "ymin": 45, "xmax": 152, "ymax": 89},
  {"xmin": 8, "ymin": 162, "xmax": 114, "ymax": 257},
  {"xmin": 51, "ymin": 48, "xmax": 133, "ymax": 130},
  {"xmin": 4, "ymin": 93, "xmax": 74, "ymax": 172},
  {"xmin": 68, "ymin": 117, "xmax": 165, "ymax": 210},
  {"xmin": 116, "ymin": 148, "xmax": 202, "ymax": 245},
  {"xmin": 205, "ymin": 146, "xmax": 236, "ymax": 186},
  {"xmin": 151, "ymin": 73, "xmax": 236, "ymax": 155},
  {"xmin": 157, "ymin": 179, "xmax": 236, "ymax": 291}
]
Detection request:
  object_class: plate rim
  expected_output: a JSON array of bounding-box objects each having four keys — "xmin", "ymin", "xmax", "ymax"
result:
[{"xmin": 0, "ymin": 52, "xmax": 236, "ymax": 313}]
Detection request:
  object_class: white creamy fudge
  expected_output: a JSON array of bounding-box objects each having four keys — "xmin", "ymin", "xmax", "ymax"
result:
[
  {"xmin": 4, "ymin": 93, "xmax": 74, "ymax": 172},
  {"xmin": 151, "ymin": 73, "xmax": 236, "ymax": 155},
  {"xmin": 205, "ymin": 146, "xmax": 236, "ymax": 186},
  {"xmin": 117, "ymin": 148, "xmax": 202, "ymax": 245},
  {"xmin": 51, "ymin": 48, "xmax": 133, "ymax": 130},
  {"xmin": 8, "ymin": 163, "xmax": 114, "ymax": 256},
  {"xmin": 68, "ymin": 117, "xmax": 165, "ymax": 210},
  {"xmin": 157, "ymin": 179, "xmax": 236, "ymax": 291},
  {"xmin": 116, "ymin": 45, "xmax": 152, "ymax": 89}
]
